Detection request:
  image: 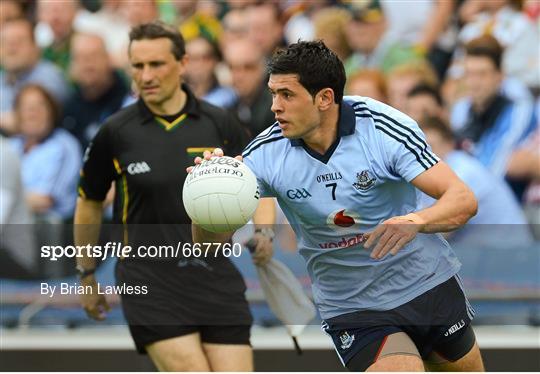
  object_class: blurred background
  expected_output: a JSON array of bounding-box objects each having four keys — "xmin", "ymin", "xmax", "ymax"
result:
[{"xmin": 0, "ymin": 0, "xmax": 539, "ymax": 371}]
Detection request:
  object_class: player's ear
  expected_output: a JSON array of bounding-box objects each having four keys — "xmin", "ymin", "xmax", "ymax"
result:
[{"xmin": 317, "ymin": 88, "xmax": 335, "ymax": 111}]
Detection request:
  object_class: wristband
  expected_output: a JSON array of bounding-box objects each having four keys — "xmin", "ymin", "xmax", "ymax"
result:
[{"xmin": 76, "ymin": 264, "xmax": 96, "ymax": 279}]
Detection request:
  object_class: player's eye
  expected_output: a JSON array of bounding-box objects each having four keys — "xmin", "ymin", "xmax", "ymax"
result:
[{"xmin": 132, "ymin": 63, "xmax": 143, "ymax": 70}]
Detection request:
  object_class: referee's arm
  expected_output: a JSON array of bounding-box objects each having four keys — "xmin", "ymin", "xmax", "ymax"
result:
[{"xmin": 74, "ymin": 197, "xmax": 111, "ymax": 320}]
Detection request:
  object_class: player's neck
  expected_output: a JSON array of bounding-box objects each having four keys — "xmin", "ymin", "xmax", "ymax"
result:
[
  {"xmin": 146, "ymin": 88, "xmax": 187, "ymax": 116},
  {"xmin": 303, "ymin": 106, "xmax": 339, "ymax": 154}
]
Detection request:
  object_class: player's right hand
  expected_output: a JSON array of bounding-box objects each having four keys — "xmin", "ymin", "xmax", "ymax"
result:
[
  {"xmin": 79, "ymin": 276, "xmax": 110, "ymax": 321},
  {"xmin": 186, "ymin": 148, "xmax": 243, "ymax": 173}
]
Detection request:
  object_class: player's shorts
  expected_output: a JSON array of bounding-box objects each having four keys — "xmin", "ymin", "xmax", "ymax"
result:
[
  {"xmin": 322, "ymin": 275, "xmax": 476, "ymax": 371},
  {"xmin": 116, "ymin": 257, "xmax": 253, "ymax": 354}
]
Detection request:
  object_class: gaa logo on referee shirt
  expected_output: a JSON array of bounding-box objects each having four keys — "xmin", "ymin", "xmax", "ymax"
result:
[{"xmin": 127, "ymin": 161, "xmax": 151, "ymax": 175}]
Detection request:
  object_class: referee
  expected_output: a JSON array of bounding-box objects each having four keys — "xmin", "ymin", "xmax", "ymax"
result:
[{"xmin": 74, "ymin": 22, "xmax": 253, "ymax": 371}]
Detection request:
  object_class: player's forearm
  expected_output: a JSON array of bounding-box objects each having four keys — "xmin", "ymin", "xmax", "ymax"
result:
[
  {"xmin": 413, "ymin": 184, "xmax": 477, "ymax": 233},
  {"xmin": 253, "ymin": 197, "xmax": 276, "ymax": 228},
  {"xmin": 74, "ymin": 197, "xmax": 104, "ymax": 270}
]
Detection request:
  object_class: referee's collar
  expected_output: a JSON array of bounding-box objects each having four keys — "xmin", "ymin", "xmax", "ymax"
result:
[
  {"xmin": 290, "ymin": 101, "xmax": 356, "ymax": 146},
  {"xmin": 137, "ymin": 84, "xmax": 200, "ymax": 123}
]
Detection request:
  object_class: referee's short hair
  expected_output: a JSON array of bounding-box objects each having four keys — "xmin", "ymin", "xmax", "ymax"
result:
[
  {"xmin": 129, "ymin": 21, "xmax": 185, "ymax": 60},
  {"xmin": 268, "ymin": 40, "xmax": 346, "ymax": 104}
]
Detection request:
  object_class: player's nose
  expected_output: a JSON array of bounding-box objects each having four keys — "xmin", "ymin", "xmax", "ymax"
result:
[{"xmin": 271, "ymin": 97, "xmax": 283, "ymax": 114}]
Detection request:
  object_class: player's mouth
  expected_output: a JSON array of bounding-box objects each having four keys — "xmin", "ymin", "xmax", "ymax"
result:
[
  {"xmin": 142, "ymin": 86, "xmax": 159, "ymax": 94},
  {"xmin": 276, "ymin": 118, "xmax": 289, "ymax": 128}
]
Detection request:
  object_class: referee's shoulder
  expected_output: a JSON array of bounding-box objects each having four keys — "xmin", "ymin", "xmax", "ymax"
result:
[
  {"xmin": 197, "ymin": 98, "xmax": 230, "ymax": 121},
  {"xmin": 100, "ymin": 102, "xmax": 141, "ymax": 132}
]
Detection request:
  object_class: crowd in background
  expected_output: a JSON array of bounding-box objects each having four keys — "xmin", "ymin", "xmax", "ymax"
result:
[{"xmin": 1, "ymin": 0, "xmax": 539, "ymax": 279}]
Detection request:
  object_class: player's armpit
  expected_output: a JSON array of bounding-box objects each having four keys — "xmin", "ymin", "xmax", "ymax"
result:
[{"xmin": 410, "ymin": 162, "xmax": 477, "ymax": 233}]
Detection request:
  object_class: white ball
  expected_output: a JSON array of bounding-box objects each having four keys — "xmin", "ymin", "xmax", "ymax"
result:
[{"xmin": 183, "ymin": 156, "xmax": 260, "ymax": 233}]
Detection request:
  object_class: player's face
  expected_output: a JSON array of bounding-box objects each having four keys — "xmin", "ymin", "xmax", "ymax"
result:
[
  {"xmin": 129, "ymin": 38, "xmax": 185, "ymax": 107},
  {"xmin": 268, "ymin": 74, "xmax": 321, "ymax": 139}
]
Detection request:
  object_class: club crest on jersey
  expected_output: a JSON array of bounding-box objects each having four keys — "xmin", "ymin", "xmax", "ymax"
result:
[
  {"xmin": 353, "ymin": 170, "xmax": 376, "ymax": 191},
  {"xmin": 339, "ymin": 331, "xmax": 355, "ymax": 350}
]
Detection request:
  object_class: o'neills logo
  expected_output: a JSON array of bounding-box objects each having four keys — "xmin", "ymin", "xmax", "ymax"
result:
[{"xmin": 318, "ymin": 233, "xmax": 366, "ymax": 249}]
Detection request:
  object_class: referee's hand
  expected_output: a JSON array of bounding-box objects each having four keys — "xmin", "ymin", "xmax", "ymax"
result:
[
  {"xmin": 186, "ymin": 148, "xmax": 243, "ymax": 173},
  {"xmin": 80, "ymin": 276, "xmax": 110, "ymax": 321}
]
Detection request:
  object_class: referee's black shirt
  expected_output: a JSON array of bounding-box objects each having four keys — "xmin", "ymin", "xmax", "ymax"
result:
[{"xmin": 79, "ymin": 85, "xmax": 249, "ymax": 254}]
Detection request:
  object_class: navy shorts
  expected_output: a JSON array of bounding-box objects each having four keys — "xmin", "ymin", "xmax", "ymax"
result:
[{"xmin": 322, "ymin": 275, "xmax": 476, "ymax": 370}]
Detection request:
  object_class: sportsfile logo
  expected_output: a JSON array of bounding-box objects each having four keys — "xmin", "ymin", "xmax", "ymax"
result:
[{"xmin": 127, "ymin": 161, "xmax": 151, "ymax": 175}]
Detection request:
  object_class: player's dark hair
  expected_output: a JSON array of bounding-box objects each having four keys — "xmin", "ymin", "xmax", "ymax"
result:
[
  {"xmin": 267, "ymin": 40, "xmax": 346, "ymax": 103},
  {"xmin": 129, "ymin": 21, "xmax": 185, "ymax": 60},
  {"xmin": 465, "ymin": 35, "xmax": 503, "ymax": 71},
  {"xmin": 407, "ymin": 83, "xmax": 443, "ymax": 106},
  {"xmin": 420, "ymin": 116, "xmax": 454, "ymax": 143}
]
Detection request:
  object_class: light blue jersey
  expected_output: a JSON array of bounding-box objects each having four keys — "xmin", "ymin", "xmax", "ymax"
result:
[{"xmin": 243, "ymin": 96, "xmax": 461, "ymax": 319}]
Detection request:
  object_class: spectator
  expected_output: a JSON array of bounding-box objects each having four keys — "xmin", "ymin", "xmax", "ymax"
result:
[
  {"xmin": 386, "ymin": 60, "xmax": 439, "ymax": 113},
  {"xmin": 177, "ymin": 0, "xmax": 223, "ymax": 44},
  {"xmin": 456, "ymin": 0, "xmax": 538, "ymax": 89},
  {"xmin": 380, "ymin": 0, "xmax": 457, "ymax": 79},
  {"xmin": 184, "ymin": 36, "xmax": 236, "ymax": 108},
  {"xmin": 0, "ymin": 134, "xmax": 37, "ymax": 279},
  {"xmin": 405, "ymin": 83, "xmax": 447, "ymax": 123},
  {"xmin": 224, "ymin": 38, "xmax": 274, "ymax": 138},
  {"xmin": 507, "ymin": 127, "xmax": 540, "ymax": 239},
  {"xmin": 245, "ymin": 3, "xmax": 284, "ymax": 58},
  {"xmin": 0, "ymin": 18, "xmax": 69, "ymax": 134},
  {"xmin": 10, "ymin": 84, "xmax": 81, "ymax": 221},
  {"xmin": 0, "ymin": 0, "xmax": 26, "ymax": 27},
  {"xmin": 419, "ymin": 116, "xmax": 533, "ymax": 248},
  {"xmin": 344, "ymin": 1, "xmax": 421, "ymax": 76},
  {"xmin": 62, "ymin": 33, "xmax": 128, "ymax": 150},
  {"xmin": 312, "ymin": 6, "xmax": 352, "ymax": 62},
  {"xmin": 36, "ymin": 0, "xmax": 79, "ymax": 72},
  {"xmin": 220, "ymin": 8, "xmax": 248, "ymax": 49},
  {"xmin": 451, "ymin": 36, "xmax": 536, "ymax": 182},
  {"xmin": 346, "ymin": 69, "xmax": 388, "ymax": 103},
  {"xmin": 74, "ymin": 0, "xmax": 131, "ymax": 69}
]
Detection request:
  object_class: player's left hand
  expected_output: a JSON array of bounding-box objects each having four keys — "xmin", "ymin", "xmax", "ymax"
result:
[
  {"xmin": 363, "ymin": 214, "xmax": 425, "ymax": 260},
  {"xmin": 186, "ymin": 148, "xmax": 243, "ymax": 173}
]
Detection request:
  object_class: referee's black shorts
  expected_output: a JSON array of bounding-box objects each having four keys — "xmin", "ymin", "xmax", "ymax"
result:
[{"xmin": 116, "ymin": 257, "xmax": 253, "ymax": 354}]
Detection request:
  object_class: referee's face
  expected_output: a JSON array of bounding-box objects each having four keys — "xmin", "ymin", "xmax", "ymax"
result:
[
  {"xmin": 269, "ymin": 74, "xmax": 322, "ymax": 139},
  {"xmin": 129, "ymin": 38, "xmax": 185, "ymax": 108}
]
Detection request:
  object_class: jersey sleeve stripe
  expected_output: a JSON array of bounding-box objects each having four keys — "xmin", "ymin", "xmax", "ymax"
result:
[
  {"xmin": 244, "ymin": 122, "xmax": 279, "ymax": 148},
  {"xmin": 355, "ymin": 111, "xmax": 436, "ymax": 170},
  {"xmin": 373, "ymin": 123, "xmax": 432, "ymax": 170},
  {"xmin": 243, "ymin": 124, "xmax": 281, "ymax": 154},
  {"xmin": 242, "ymin": 136, "xmax": 285, "ymax": 159},
  {"xmin": 354, "ymin": 106, "xmax": 438, "ymax": 165}
]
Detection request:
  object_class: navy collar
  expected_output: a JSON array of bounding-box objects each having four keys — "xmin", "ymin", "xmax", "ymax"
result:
[
  {"xmin": 137, "ymin": 84, "xmax": 200, "ymax": 124},
  {"xmin": 290, "ymin": 100, "xmax": 356, "ymax": 147}
]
